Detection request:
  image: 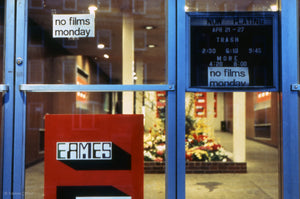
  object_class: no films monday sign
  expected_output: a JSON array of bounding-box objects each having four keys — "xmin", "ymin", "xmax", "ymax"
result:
[{"xmin": 52, "ymin": 14, "xmax": 95, "ymax": 38}]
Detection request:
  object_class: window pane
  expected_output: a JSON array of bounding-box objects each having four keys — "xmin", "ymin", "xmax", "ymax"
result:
[
  {"xmin": 27, "ymin": 0, "xmax": 167, "ymax": 85},
  {"xmin": 185, "ymin": 92, "xmax": 280, "ymax": 198},
  {"xmin": 184, "ymin": 1, "xmax": 280, "ymax": 197},
  {"xmin": 25, "ymin": 92, "xmax": 166, "ymax": 198}
]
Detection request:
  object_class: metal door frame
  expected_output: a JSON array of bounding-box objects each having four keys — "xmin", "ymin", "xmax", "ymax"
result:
[
  {"xmin": 2, "ymin": 0, "xmax": 177, "ymax": 199},
  {"xmin": 2, "ymin": 0, "xmax": 300, "ymax": 198},
  {"xmin": 2, "ymin": 0, "xmax": 15, "ymax": 198},
  {"xmin": 281, "ymin": 0, "xmax": 300, "ymax": 198},
  {"xmin": 176, "ymin": 0, "xmax": 300, "ymax": 198}
]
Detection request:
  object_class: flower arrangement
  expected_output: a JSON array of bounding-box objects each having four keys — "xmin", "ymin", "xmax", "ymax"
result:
[
  {"xmin": 144, "ymin": 123, "xmax": 166, "ymax": 162},
  {"xmin": 144, "ymin": 117, "xmax": 228, "ymax": 162}
]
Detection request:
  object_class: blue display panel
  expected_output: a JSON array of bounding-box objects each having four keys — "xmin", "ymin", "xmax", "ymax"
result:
[{"xmin": 189, "ymin": 12, "xmax": 279, "ymax": 90}]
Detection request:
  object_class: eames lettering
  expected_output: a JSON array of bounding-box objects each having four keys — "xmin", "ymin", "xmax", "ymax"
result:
[{"xmin": 57, "ymin": 142, "xmax": 112, "ymax": 160}]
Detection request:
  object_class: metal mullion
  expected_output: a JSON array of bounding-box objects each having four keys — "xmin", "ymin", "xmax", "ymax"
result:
[
  {"xmin": 177, "ymin": 0, "xmax": 186, "ymax": 198},
  {"xmin": 13, "ymin": 0, "xmax": 28, "ymax": 198},
  {"xmin": 2, "ymin": 0, "xmax": 15, "ymax": 198},
  {"xmin": 19, "ymin": 84, "xmax": 175, "ymax": 92},
  {"xmin": 166, "ymin": 0, "xmax": 177, "ymax": 198},
  {"xmin": 281, "ymin": 0, "xmax": 300, "ymax": 198}
]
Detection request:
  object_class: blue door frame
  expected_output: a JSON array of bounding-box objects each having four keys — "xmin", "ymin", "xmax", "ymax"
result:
[
  {"xmin": 1, "ymin": 0, "xmax": 300, "ymax": 198},
  {"xmin": 3, "ymin": 0, "xmax": 177, "ymax": 199},
  {"xmin": 281, "ymin": 0, "xmax": 300, "ymax": 198},
  {"xmin": 176, "ymin": 0, "xmax": 300, "ymax": 198}
]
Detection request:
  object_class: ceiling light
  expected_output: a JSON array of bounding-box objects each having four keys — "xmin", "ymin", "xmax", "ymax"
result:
[
  {"xmin": 103, "ymin": 54, "xmax": 109, "ymax": 59},
  {"xmin": 270, "ymin": 4, "xmax": 278, "ymax": 11},
  {"xmin": 144, "ymin": 25, "xmax": 155, "ymax": 30},
  {"xmin": 97, "ymin": 43, "xmax": 105, "ymax": 49},
  {"xmin": 88, "ymin": 5, "xmax": 98, "ymax": 14},
  {"xmin": 147, "ymin": 44, "xmax": 156, "ymax": 48}
]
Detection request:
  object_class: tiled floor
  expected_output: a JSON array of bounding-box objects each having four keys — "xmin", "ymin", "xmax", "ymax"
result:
[{"xmin": 25, "ymin": 131, "xmax": 279, "ymax": 199}]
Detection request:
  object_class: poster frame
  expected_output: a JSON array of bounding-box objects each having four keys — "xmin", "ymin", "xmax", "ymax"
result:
[{"xmin": 186, "ymin": 11, "xmax": 279, "ymax": 92}]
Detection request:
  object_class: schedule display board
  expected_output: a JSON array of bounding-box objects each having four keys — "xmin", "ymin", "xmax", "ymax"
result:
[
  {"xmin": 190, "ymin": 12, "xmax": 278, "ymax": 89},
  {"xmin": 44, "ymin": 114, "xmax": 144, "ymax": 199}
]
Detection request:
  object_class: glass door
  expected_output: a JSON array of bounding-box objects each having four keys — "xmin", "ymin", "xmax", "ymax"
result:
[
  {"xmin": 11, "ymin": 0, "xmax": 176, "ymax": 199},
  {"xmin": 176, "ymin": 0, "xmax": 295, "ymax": 199},
  {"xmin": 3, "ymin": 0, "xmax": 300, "ymax": 198}
]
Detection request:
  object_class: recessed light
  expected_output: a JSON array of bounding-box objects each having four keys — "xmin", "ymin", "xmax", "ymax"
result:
[
  {"xmin": 144, "ymin": 25, "xmax": 155, "ymax": 30},
  {"xmin": 103, "ymin": 54, "xmax": 109, "ymax": 59},
  {"xmin": 88, "ymin": 5, "xmax": 97, "ymax": 14},
  {"xmin": 88, "ymin": 5, "xmax": 97, "ymax": 11},
  {"xmin": 97, "ymin": 43, "xmax": 105, "ymax": 49},
  {"xmin": 147, "ymin": 44, "xmax": 156, "ymax": 48},
  {"xmin": 270, "ymin": 4, "xmax": 278, "ymax": 11}
]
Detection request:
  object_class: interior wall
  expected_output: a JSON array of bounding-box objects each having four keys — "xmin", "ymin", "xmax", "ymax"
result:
[{"xmin": 224, "ymin": 92, "xmax": 280, "ymax": 148}]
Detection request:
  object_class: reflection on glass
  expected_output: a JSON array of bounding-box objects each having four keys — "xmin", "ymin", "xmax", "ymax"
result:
[
  {"xmin": 28, "ymin": 0, "xmax": 167, "ymax": 84},
  {"xmin": 185, "ymin": 92, "xmax": 280, "ymax": 199},
  {"xmin": 25, "ymin": 91, "xmax": 166, "ymax": 198},
  {"xmin": 185, "ymin": 0, "xmax": 278, "ymax": 12}
]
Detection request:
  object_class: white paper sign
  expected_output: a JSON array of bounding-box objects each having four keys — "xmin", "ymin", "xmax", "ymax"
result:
[
  {"xmin": 53, "ymin": 14, "xmax": 95, "ymax": 38},
  {"xmin": 208, "ymin": 67, "xmax": 249, "ymax": 87}
]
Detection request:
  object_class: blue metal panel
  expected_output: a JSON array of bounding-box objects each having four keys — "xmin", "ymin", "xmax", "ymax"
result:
[
  {"xmin": 177, "ymin": 0, "xmax": 186, "ymax": 198},
  {"xmin": 166, "ymin": 0, "xmax": 177, "ymax": 198},
  {"xmin": 281, "ymin": 0, "xmax": 300, "ymax": 198},
  {"xmin": 13, "ymin": 0, "xmax": 28, "ymax": 198},
  {"xmin": 2, "ymin": 0, "xmax": 15, "ymax": 198}
]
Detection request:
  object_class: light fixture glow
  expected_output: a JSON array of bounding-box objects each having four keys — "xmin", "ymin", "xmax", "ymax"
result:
[
  {"xmin": 270, "ymin": 4, "xmax": 278, "ymax": 11},
  {"xmin": 147, "ymin": 44, "xmax": 156, "ymax": 48},
  {"xmin": 103, "ymin": 54, "xmax": 109, "ymax": 59},
  {"xmin": 88, "ymin": 5, "xmax": 98, "ymax": 14},
  {"xmin": 184, "ymin": 5, "xmax": 189, "ymax": 12},
  {"xmin": 144, "ymin": 25, "xmax": 155, "ymax": 30},
  {"xmin": 97, "ymin": 43, "xmax": 105, "ymax": 49}
]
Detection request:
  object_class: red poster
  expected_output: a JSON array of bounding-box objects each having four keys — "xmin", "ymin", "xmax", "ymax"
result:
[
  {"xmin": 214, "ymin": 92, "xmax": 217, "ymax": 118},
  {"xmin": 44, "ymin": 114, "xmax": 144, "ymax": 199},
  {"xmin": 156, "ymin": 91, "xmax": 166, "ymax": 118}
]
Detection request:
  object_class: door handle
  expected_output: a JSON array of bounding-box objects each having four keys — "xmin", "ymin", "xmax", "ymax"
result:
[{"xmin": 0, "ymin": 84, "xmax": 9, "ymax": 92}]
